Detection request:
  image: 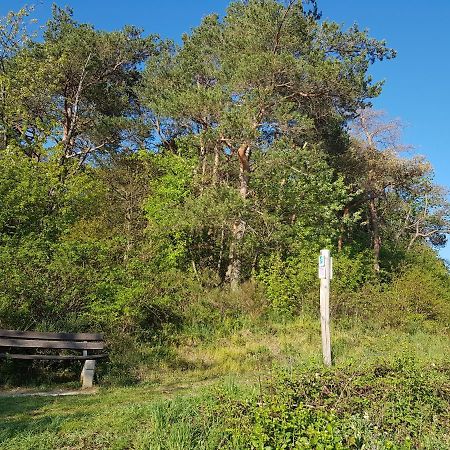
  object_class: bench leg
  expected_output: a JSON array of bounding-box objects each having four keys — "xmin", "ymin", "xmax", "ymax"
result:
[{"xmin": 81, "ymin": 360, "xmax": 96, "ymax": 389}]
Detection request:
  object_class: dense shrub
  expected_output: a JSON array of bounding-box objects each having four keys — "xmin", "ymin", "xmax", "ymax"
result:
[
  {"xmin": 218, "ymin": 358, "xmax": 450, "ymax": 449},
  {"xmin": 256, "ymin": 250, "xmax": 317, "ymax": 315},
  {"xmin": 333, "ymin": 246, "xmax": 450, "ymax": 330},
  {"xmin": 256, "ymin": 247, "xmax": 375, "ymax": 316}
]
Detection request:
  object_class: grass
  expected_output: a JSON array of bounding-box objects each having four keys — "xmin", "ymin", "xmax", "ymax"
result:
[
  {"xmin": 135, "ymin": 316, "xmax": 450, "ymax": 385},
  {"xmin": 0, "ymin": 378, "xmax": 248, "ymax": 450},
  {"xmin": 1, "ymin": 316, "xmax": 450, "ymax": 449}
]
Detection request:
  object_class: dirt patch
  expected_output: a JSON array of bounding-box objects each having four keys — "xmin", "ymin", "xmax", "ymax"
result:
[{"xmin": 0, "ymin": 387, "xmax": 98, "ymax": 398}]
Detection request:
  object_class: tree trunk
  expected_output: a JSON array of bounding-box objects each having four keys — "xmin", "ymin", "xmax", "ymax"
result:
[
  {"xmin": 212, "ymin": 145, "xmax": 220, "ymax": 185},
  {"xmin": 226, "ymin": 143, "xmax": 250, "ymax": 290},
  {"xmin": 0, "ymin": 79, "xmax": 7, "ymax": 150},
  {"xmin": 337, "ymin": 235, "xmax": 343, "ymax": 252},
  {"xmin": 217, "ymin": 224, "xmax": 226, "ymax": 277},
  {"xmin": 123, "ymin": 202, "xmax": 133, "ymax": 263},
  {"xmin": 226, "ymin": 219, "xmax": 246, "ymax": 290},
  {"xmin": 369, "ymin": 197, "xmax": 381, "ymax": 273},
  {"xmin": 237, "ymin": 143, "xmax": 250, "ymax": 199},
  {"xmin": 199, "ymin": 144, "xmax": 206, "ymax": 194},
  {"xmin": 337, "ymin": 206, "xmax": 349, "ymax": 252}
]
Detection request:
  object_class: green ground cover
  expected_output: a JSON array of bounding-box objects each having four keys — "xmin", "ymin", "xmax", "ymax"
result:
[{"xmin": 1, "ymin": 319, "xmax": 450, "ymax": 449}]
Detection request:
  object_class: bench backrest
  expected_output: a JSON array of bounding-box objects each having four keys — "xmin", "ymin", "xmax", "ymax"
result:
[{"xmin": 0, "ymin": 329, "xmax": 104, "ymax": 350}]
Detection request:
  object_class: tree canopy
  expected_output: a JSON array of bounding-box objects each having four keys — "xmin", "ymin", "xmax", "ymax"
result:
[{"xmin": 0, "ymin": 0, "xmax": 448, "ymax": 334}]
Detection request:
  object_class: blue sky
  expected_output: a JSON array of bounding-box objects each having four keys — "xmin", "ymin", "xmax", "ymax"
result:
[{"xmin": 1, "ymin": 0, "xmax": 449, "ymax": 260}]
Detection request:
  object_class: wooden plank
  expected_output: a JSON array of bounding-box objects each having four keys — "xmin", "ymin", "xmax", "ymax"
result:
[
  {"xmin": 0, "ymin": 353, "xmax": 107, "ymax": 360},
  {"xmin": 0, "ymin": 329, "xmax": 103, "ymax": 341},
  {"xmin": 0, "ymin": 338, "xmax": 104, "ymax": 350}
]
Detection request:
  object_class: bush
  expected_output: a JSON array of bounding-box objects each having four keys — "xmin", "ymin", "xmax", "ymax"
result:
[
  {"xmin": 217, "ymin": 358, "xmax": 450, "ymax": 449},
  {"xmin": 257, "ymin": 247, "xmax": 375, "ymax": 316},
  {"xmin": 256, "ymin": 250, "xmax": 319, "ymax": 316},
  {"xmin": 333, "ymin": 246, "xmax": 450, "ymax": 330}
]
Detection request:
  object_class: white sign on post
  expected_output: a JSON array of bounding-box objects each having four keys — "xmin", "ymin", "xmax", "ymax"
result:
[
  {"xmin": 318, "ymin": 253, "xmax": 332, "ymax": 280},
  {"xmin": 318, "ymin": 254, "xmax": 326, "ymax": 279},
  {"xmin": 319, "ymin": 249, "xmax": 332, "ymax": 366}
]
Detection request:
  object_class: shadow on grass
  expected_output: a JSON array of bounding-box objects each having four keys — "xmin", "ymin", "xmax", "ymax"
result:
[
  {"xmin": 0, "ymin": 396, "xmax": 53, "ymax": 419},
  {"xmin": 0, "ymin": 395, "xmax": 97, "ymax": 442}
]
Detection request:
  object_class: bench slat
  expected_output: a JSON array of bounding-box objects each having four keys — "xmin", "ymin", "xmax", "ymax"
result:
[
  {"xmin": 0, "ymin": 329, "xmax": 103, "ymax": 341},
  {"xmin": 0, "ymin": 338, "xmax": 104, "ymax": 350},
  {"xmin": 0, "ymin": 353, "xmax": 107, "ymax": 360}
]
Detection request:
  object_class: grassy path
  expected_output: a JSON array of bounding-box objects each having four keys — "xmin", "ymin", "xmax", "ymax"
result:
[{"xmin": 0, "ymin": 377, "xmax": 235, "ymax": 450}]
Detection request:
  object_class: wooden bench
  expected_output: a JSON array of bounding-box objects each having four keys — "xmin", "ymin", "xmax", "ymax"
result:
[{"xmin": 0, "ymin": 329, "xmax": 106, "ymax": 388}]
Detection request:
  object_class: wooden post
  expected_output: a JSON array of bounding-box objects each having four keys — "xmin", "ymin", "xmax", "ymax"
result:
[{"xmin": 319, "ymin": 249, "xmax": 332, "ymax": 366}]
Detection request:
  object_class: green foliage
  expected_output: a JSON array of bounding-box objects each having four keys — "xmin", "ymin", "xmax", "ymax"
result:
[
  {"xmin": 144, "ymin": 149, "xmax": 198, "ymax": 271},
  {"xmin": 257, "ymin": 246, "xmax": 375, "ymax": 315},
  {"xmin": 4, "ymin": 6, "xmax": 156, "ymax": 164},
  {"xmin": 257, "ymin": 250, "xmax": 317, "ymax": 315},
  {"xmin": 0, "ymin": 148, "xmax": 105, "ymax": 330},
  {"xmin": 240, "ymin": 404, "xmax": 349, "ymax": 449},
  {"xmin": 331, "ymin": 248, "xmax": 375, "ymax": 292},
  {"xmin": 251, "ymin": 142, "xmax": 352, "ymax": 250},
  {"xmin": 0, "ymin": 1, "xmax": 448, "ymax": 408},
  {"xmin": 333, "ymin": 245, "xmax": 450, "ymax": 330},
  {"xmin": 0, "ymin": 146, "xmax": 57, "ymax": 237},
  {"xmin": 2, "ymin": 356, "xmax": 450, "ymax": 449},
  {"xmin": 219, "ymin": 359, "xmax": 450, "ymax": 449}
]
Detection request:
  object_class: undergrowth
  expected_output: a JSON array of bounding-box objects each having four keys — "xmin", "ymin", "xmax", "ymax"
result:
[
  {"xmin": 1, "ymin": 358, "xmax": 450, "ymax": 449},
  {"xmin": 218, "ymin": 358, "xmax": 450, "ymax": 449}
]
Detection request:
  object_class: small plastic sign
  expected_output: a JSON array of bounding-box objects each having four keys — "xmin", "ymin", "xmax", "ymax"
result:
[
  {"xmin": 318, "ymin": 255, "xmax": 326, "ymax": 279},
  {"xmin": 318, "ymin": 251, "xmax": 333, "ymax": 280}
]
